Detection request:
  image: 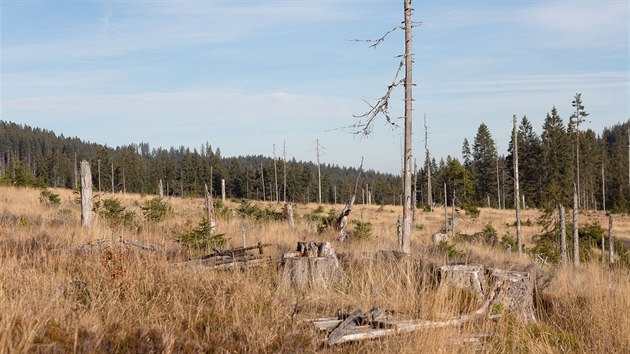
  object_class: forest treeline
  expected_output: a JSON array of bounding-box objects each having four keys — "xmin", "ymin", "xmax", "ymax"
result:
[{"xmin": 1, "ymin": 110, "xmax": 629, "ymax": 211}]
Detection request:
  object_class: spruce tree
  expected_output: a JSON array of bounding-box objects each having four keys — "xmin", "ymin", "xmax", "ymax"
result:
[{"xmin": 472, "ymin": 123, "xmax": 498, "ymax": 206}]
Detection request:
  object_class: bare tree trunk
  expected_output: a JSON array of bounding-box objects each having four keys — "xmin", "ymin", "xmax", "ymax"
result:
[
  {"xmin": 111, "ymin": 163, "xmax": 114, "ymax": 193},
  {"xmin": 74, "ymin": 152, "xmax": 78, "ymax": 190},
  {"xmin": 560, "ymin": 205, "xmax": 567, "ymax": 265},
  {"xmin": 122, "ymin": 168, "xmax": 126, "ymax": 194},
  {"xmin": 451, "ymin": 190, "xmax": 455, "ymax": 238},
  {"xmin": 573, "ymin": 183, "xmax": 579, "ymax": 266},
  {"xmin": 205, "ymin": 184, "xmax": 216, "ymax": 234},
  {"xmin": 425, "ymin": 114, "xmax": 432, "ymax": 212},
  {"xmin": 221, "ymin": 179, "xmax": 226, "ymax": 203},
  {"xmin": 628, "ymin": 127, "xmax": 630, "ymax": 187},
  {"xmin": 334, "ymin": 185, "xmax": 337, "ymax": 205},
  {"xmin": 273, "ymin": 144, "xmax": 279, "ymax": 202},
  {"xmin": 444, "ymin": 183, "xmax": 448, "ymax": 233},
  {"xmin": 261, "ymin": 162, "xmax": 266, "ymax": 202},
  {"xmin": 401, "ymin": 0, "xmax": 413, "ymax": 255},
  {"xmin": 496, "ymin": 156, "xmax": 501, "ymax": 209},
  {"xmin": 158, "ymin": 179, "xmax": 163, "ymax": 200},
  {"xmin": 283, "ymin": 141, "xmax": 287, "ymax": 202},
  {"xmin": 609, "ymin": 214, "xmax": 614, "ymax": 266},
  {"xmin": 317, "ymin": 139, "xmax": 322, "ymax": 204},
  {"xmin": 513, "ymin": 115, "xmax": 522, "ymax": 256},
  {"xmin": 601, "ymin": 224, "xmax": 606, "ymax": 263},
  {"xmin": 602, "ymin": 163, "xmax": 606, "ymax": 211},
  {"xmin": 413, "ymin": 158, "xmax": 417, "ymax": 226},
  {"xmin": 97, "ymin": 159, "xmax": 101, "ymax": 193},
  {"xmin": 80, "ymin": 161, "xmax": 93, "ymax": 227},
  {"xmin": 285, "ymin": 202, "xmax": 294, "ymax": 227}
]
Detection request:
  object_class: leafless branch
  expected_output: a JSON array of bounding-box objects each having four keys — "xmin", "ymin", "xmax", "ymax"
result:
[
  {"xmin": 348, "ymin": 23, "xmax": 403, "ymax": 49},
  {"xmin": 351, "ymin": 58, "xmax": 405, "ymax": 136}
]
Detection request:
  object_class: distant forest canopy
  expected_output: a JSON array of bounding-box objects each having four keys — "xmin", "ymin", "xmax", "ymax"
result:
[{"xmin": 1, "ymin": 116, "xmax": 629, "ymax": 211}]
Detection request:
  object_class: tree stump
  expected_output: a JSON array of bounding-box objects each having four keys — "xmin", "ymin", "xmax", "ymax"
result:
[
  {"xmin": 484, "ymin": 268, "xmax": 536, "ymax": 323},
  {"xmin": 437, "ymin": 264, "xmax": 486, "ymax": 299},
  {"xmin": 432, "ymin": 232, "xmax": 450, "ymax": 244},
  {"xmin": 282, "ymin": 242, "xmax": 344, "ymax": 290}
]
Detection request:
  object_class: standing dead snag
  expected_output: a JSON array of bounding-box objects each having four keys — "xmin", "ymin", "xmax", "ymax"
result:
[
  {"xmin": 336, "ymin": 158, "xmax": 363, "ymax": 241},
  {"xmin": 573, "ymin": 183, "xmax": 579, "ymax": 266},
  {"xmin": 609, "ymin": 215, "xmax": 614, "ymax": 265},
  {"xmin": 204, "ymin": 184, "xmax": 216, "ymax": 235},
  {"xmin": 513, "ymin": 114, "xmax": 522, "ymax": 256},
  {"xmin": 80, "ymin": 160, "xmax": 93, "ymax": 227},
  {"xmin": 559, "ymin": 205, "xmax": 567, "ymax": 265},
  {"xmin": 351, "ymin": 0, "xmax": 415, "ymax": 254}
]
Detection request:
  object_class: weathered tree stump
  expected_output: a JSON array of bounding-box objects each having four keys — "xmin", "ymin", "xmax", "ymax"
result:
[
  {"xmin": 432, "ymin": 232, "xmax": 450, "ymax": 244},
  {"xmin": 282, "ymin": 242, "xmax": 344, "ymax": 290},
  {"xmin": 484, "ymin": 268, "xmax": 536, "ymax": 323},
  {"xmin": 437, "ymin": 264, "xmax": 487, "ymax": 299}
]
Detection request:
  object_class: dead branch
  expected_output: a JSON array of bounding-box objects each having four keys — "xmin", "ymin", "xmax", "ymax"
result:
[
  {"xmin": 348, "ymin": 23, "xmax": 403, "ymax": 48},
  {"xmin": 352, "ymin": 59, "xmax": 405, "ymax": 136}
]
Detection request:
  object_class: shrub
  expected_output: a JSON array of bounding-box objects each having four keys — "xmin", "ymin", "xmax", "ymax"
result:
[
  {"xmin": 177, "ymin": 217, "xmax": 228, "ymax": 254},
  {"xmin": 236, "ymin": 200, "xmax": 283, "ymax": 221},
  {"xmin": 98, "ymin": 197, "xmax": 137, "ymax": 229},
  {"xmin": 463, "ymin": 203, "xmax": 480, "ymax": 218},
  {"xmin": 39, "ymin": 188, "xmax": 61, "ymax": 206},
  {"xmin": 316, "ymin": 208, "xmax": 338, "ymax": 234},
  {"xmin": 437, "ymin": 240, "xmax": 462, "ymax": 257},
  {"xmin": 140, "ymin": 197, "xmax": 172, "ymax": 222},
  {"xmin": 351, "ymin": 220, "xmax": 372, "ymax": 241}
]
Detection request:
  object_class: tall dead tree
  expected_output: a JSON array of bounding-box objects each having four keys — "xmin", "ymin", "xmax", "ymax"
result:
[
  {"xmin": 609, "ymin": 215, "xmax": 614, "ymax": 265},
  {"xmin": 602, "ymin": 164, "xmax": 606, "ymax": 211},
  {"xmin": 496, "ymin": 155, "xmax": 501, "ymax": 209},
  {"xmin": 513, "ymin": 115, "xmax": 522, "ymax": 256},
  {"xmin": 80, "ymin": 160, "xmax": 93, "ymax": 227},
  {"xmin": 97, "ymin": 159, "xmax": 101, "ymax": 192},
  {"xmin": 337, "ymin": 158, "xmax": 363, "ymax": 241},
  {"xmin": 412, "ymin": 158, "xmax": 417, "ymax": 226},
  {"xmin": 627, "ymin": 127, "xmax": 629, "ymax": 187},
  {"xmin": 158, "ymin": 179, "xmax": 164, "ymax": 200},
  {"xmin": 570, "ymin": 93, "xmax": 589, "ymax": 208},
  {"xmin": 351, "ymin": 0, "xmax": 414, "ymax": 254},
  {"xmin": 283, "ymin": 141, "xmax": 287, "ymax": 202},
  {"xmin": 260, "ymin": 162, "xmax": 266, "ymax": 202},
  {"xmin": 273, "ymin": 144, "xmax": 279, "ymax": 202},
  {"xmin": 205, "ymin": 184, "xmax": 216, "ymax": 234},
  {"xmin": 111, "ymin": 163, "xmax": 114, "ymax": 193},
  {"xmin": 317, "ymin": 139, "xmax": 322, "ymax": 204},
  {"xmin": 221, "ymin": 179, "xmax": 226, "ymax": 203},
  {"xmin": 424, "ymin": 114, "xmax": 432, "ymax": 212},
  {"xmin": 573, "ymin": 183, "xmax": 579, "ymax": 266},
  {"xmin": 559, "ymin": 205, "xmax": 567, "ymax": 264}
]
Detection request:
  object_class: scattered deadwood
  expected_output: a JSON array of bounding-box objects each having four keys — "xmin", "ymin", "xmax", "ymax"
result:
[
  {"xmin": 313, "ymin": 306, "xmax": 500, "ymax": 346},
  {"xmin": 282, "ymin": 241, "xmax": 345, "ymax": 290},
  {"xmin": 75, "ymin": 237, "xmax": 159, "ymax": 256},
  {"xmin": 176, "ymin": 242, "xmax": 271, "ymax": 270}
]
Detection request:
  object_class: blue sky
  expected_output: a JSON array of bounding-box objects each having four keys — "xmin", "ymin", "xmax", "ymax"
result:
[{"xmin": 1, "ymin": 0, "xmax": 628, "ymax": 174}]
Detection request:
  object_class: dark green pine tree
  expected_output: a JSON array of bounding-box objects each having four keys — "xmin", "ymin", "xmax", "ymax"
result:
[
  {"xmin": 461, "ymin": 138, "xmax": 472, "ymax": 169},
  {"xmin": 472, "ymin": 123, "xmax": 498, "ymax": 206},
  {"xmin": 541, "ymin": 106, "xmax": 574, "ymax": 207}
]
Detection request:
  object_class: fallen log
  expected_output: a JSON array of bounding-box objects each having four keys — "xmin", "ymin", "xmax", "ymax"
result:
[{"xmin": 315, "ymin": 307, "xmax": 500, "ymax": 346}]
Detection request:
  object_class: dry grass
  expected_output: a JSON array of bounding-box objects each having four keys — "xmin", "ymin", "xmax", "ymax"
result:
[{"xmin": 1, "ymin": 186, "xmax": 629, "ymax": 353}]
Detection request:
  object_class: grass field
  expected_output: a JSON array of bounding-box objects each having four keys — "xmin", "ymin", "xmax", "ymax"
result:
[{"xmin": 1, "ymin": 186, "xmax": 629, "ymax": 353}]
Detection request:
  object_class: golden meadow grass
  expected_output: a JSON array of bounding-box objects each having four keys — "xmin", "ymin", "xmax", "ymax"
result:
[{"xmin": 1, "ymin": 185, "xmax": 629, "ymax": 353}]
